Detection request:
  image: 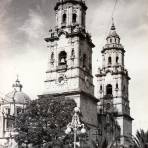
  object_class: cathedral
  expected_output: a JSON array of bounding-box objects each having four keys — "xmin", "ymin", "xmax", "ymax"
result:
[{"xmin": 0, "ymin": 0, "xmax": 133, "ymax": 147}]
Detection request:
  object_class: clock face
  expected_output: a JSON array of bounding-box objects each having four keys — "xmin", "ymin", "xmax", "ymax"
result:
[
  {"xmin": 57, "ymin": 74, "xmax": 67, "ymax": 85},
  {"xmin": 58, "ymin": 76, "xmax": 64, "ymax": 84}
]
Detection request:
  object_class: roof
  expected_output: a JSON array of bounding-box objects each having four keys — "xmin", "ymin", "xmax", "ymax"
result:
[
  {"xmin": 4, "ymin": 91, "xmax": 30, "ymax": 104},
  {"xmin": 106, "ymin": 22, "xmax": 120, "ymax": 39},
  {"xmin": 3, "ymin": 78, "xmax": 30, "ymax": 105}
]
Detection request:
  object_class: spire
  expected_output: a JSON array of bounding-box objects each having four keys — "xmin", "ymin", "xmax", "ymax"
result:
[
  {"xmin": 106, "ymin": 18, "xmax": 120, "ymax": 41},
  {"xmin": 12, "ymin": 75, "xmax": 23, "ymax": 92}
]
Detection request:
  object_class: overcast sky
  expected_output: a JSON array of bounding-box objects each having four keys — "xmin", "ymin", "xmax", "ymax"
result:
[{"xmin": 0, "ymin": 0, "xmax": 148, "ymax": 134}]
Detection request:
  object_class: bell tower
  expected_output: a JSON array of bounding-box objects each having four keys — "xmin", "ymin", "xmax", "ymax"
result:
[
  {"xmin": 96, "ymin": 21, "xmax": 133, "ymax": 146},
  {"xmin": 43, "ymin": 0, "xmax": 98, "ymax": 133},
  {"xmin": 55, "ymin": 0, "xmax": 86, "ymax": 29},
  {"xmin": 44, "ymin": 0, "xmax": 94, "ymax": 96}
]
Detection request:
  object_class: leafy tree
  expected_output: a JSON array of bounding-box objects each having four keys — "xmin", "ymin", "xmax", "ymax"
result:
[
  {"xmin": 132, "ymin": 129, "xmax": 148, "ymax": 148},
  {"xmin": 14, "ymin": 95, "xmax": 76, "ymax": 147}
]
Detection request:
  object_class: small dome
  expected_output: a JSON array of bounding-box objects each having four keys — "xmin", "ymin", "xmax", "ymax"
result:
[
  {"xmin": 3, "ymin": 77, "xmax": 30, "ymax": 104},
  {"xmin": 106, "ymin": 22, "xmax": 120, "ymax": 39},
  {"xmin": 4, "ymin": 91, "xmax": 30, "ymax": 104}
]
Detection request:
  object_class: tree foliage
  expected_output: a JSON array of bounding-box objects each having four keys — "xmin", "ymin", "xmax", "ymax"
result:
[{"xmin": 14, "ymin": 95, "xmax": 76, "ymax": 147}]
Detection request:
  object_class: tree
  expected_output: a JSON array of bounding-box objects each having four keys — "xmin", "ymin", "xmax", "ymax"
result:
[
  {"xmin": 132, "ymin": 129, "xmax": 148, "ymax": 148},
  {"xmin": 14, "ymin": 95, "xmax": 76, "ymax": 147},
  {"xmin": 92, "ymin": 138, "xmax": 108, "ymax": 148}
]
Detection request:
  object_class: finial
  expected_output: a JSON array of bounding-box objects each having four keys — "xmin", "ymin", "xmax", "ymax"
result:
[
  {"xmin": 12, "ymin": 75, "xmax": 23, "ymax": 92},
  {"xmin": 111, "ymin": 17, "xmax": 116, "ymax": 30}
]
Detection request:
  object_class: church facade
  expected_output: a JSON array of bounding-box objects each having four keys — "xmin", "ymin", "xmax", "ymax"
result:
[
  {"xmin": 42, "ymin": 0, "xmax": 98, "ymax": 145},
  {"xmin": 43, "ymin": 0, "xmax": 133, "ymax": 147},
  {"xmin": 0, "ymin": 0, "xmax": 133, "ymax": 147}
]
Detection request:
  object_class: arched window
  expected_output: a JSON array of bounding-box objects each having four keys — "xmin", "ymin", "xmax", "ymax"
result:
[
  {"xmin": 51, "ymin": 52, "xmax": 54, "ymax": 59},
  {"xmin": 71, "ymin": 49, "xmax": 75, "ymax": 58},
  {"xmin": 72, "ymin": 13, "xmax": 77, "ymax": 23},
  {"xmin": 62, "ymin": 13, "xmax": 67, "ymax": 23},
  {"xmin": 5, "ymin": 108, "xmax": 12, "ymax": 130},
  {"xmin": 116, "ymin": 83, "xmax": 118, "ymax": 89},
  {"xmin": 100, "ymin": 85, "xmax": 102, "ymax": 91},
  {"xmin": 110, "ymin": 38, "xmax": 112, "ymax": 43},
  {"xmin": 51, "ymin": 52, "xmax": 54, "ymax": 60},
  {"xmin": 59, "ymin": 51, "xmax": 67, "ymax": 65},
  {"xmin": 108, "ymin": 56, "xmax": 112, "ymax": 65},
  {"xmin": 83, "ymin": 54, "xmax": 87, "ymax": 68},
  {"xmin": 116, "ymin": 56, "xmax": 119, "ymax": 64},
  {"xmin": 106, "ymin": 84, "xmax": 112, "ymax": 95}
]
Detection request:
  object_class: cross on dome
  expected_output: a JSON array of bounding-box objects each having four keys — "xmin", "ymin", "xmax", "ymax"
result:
[
  {"xmin": 111, "ymin": 18, "xmax": 116, "ymax": 30},
  {"xmin": 12, "ymin": 75, "xmax": 23, "ymax": 92}
]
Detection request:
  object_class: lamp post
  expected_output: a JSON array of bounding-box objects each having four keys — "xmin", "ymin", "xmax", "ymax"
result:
[{"xmin": 65, "ymin": 107, "xmax": 86, "ymax": 148}]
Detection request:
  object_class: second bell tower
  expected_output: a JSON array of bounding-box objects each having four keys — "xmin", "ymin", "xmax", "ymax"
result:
[{"xmin": 96, "ymin": 21, "xmax": 133, "ymax": 146}]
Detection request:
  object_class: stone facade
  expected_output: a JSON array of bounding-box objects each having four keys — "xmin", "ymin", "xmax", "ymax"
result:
[
  {"xmin": 43, "ymin": 0, "xmax": 98, "ymax": 129},
  {"xmin": 42, "ymin": 0, "xmax": 99, "ymax": 147}
]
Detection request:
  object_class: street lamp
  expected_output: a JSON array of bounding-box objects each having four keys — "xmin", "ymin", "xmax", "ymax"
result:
[{"xmin": 65, "ymin": 107, "xmax": 86, "ymax": 148}]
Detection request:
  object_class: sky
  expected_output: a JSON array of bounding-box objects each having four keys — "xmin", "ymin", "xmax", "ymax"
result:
[{"xmin": 0, "ymin": 0, "xmax": 148, "ymax": 134}]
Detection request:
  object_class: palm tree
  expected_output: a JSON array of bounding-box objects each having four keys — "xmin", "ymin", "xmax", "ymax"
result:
[
  {"xmin": 91, "ymin": 138, "xmax": 109, "ymax": 148},
  {"xmin": 132, "ymin": 129, "xmax": 148, "ymax": 148}
]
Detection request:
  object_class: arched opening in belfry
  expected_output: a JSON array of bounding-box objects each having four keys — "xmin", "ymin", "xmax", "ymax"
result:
[
  {"xmin": 62, "ymin": 13, "xmax": 67, "ymax": 23},
  {"xmin": 59, "ymin": 51, "xmax": 67, "ymax": 65},
  {"xmin": 83, "ymin": 54, "xmax": 87, "ymax": 68},
  {"xmin": 51, "ymin": 52, "xmax": 54, "ymax": 61},
  {"xmin": 116, "ymin": 56, "xmax": 119, "ymax": 64},
  {"xmin": 108, "ymin": 56, "xmax": 112, "ymax": 65},
  {"xmin": 116, "ymin": 83, "xmax": 118, "ymax": 89},
  {"xmin": 71, "ymin": 49, "xmax": 75, "ymax": 58},
  {"xmin": 106, "ymin": 84, "xmax": 112, "ymax": 95},
  {"xmin": 100, "ymin": 85, "xmax": 103, "ymax": 91},
  {"xmin": 72, "ymin": 13, "xmax": 77, "ymax": 23}
]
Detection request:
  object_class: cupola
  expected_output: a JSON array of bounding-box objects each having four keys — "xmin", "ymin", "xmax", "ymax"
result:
[
  {"xmin": 106, "ymin": 21, "xmax": 120, "ymax": 44},
  {"xmin": 12, "ymin": 76, "xmax": 23, "ymax": 92},
  {"xmin": 4, "ymin": 77, "xmax": 30, "ymax": 104}
]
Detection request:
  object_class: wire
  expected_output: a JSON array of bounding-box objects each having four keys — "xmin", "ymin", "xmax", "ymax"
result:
[
  {"xmin": 111, "ymin": 0, "xmax": 118, "ymax": 20},
  {"xmin": 96, "ymin": 0, "xmax": 119, "ymax": 64},
  {"xmin": 105, "ymin": 0, "xmax": 119, "ymax": 40}
]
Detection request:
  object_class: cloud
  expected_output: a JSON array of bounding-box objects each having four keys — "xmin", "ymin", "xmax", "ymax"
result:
[
  {"xmin": 19, "ymin": 9, "xmax": 44, "ymax": 41},
  {"xmin": 0, "ymin": 0, "xmax": 13, "ymax": 17}
]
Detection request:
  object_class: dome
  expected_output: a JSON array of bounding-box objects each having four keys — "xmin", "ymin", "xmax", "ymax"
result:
[
  {"xmin": 4, "ymin": 91, "xmax": 30, "ymax": 104},
  {"xmin": 3, "ymin": 78, "xmax": 31, "ymax": 104}
]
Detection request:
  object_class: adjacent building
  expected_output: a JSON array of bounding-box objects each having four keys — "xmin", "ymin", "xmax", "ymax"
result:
[{"xmin": 0, "ymin": 78, "xmax": 30, "ymax": 147}]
